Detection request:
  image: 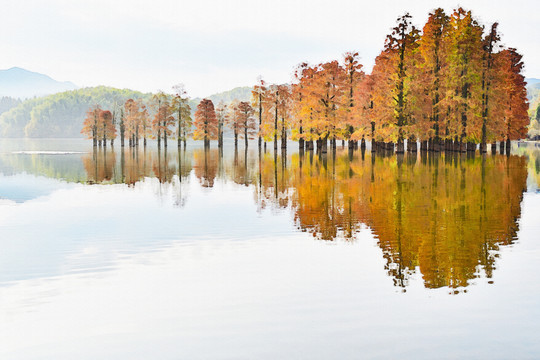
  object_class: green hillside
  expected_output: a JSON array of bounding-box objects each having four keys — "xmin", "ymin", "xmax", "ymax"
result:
[
  {"xmin": 0, "ymin": 86, "xmax": 151, "ymax": 138},
  {"xmin": 0, "ymin": 97, "xmax": 21, "ymax": 115},
  {"xmin": 0, "ymin": 85, "xmax": 255, "ymax": 139}
]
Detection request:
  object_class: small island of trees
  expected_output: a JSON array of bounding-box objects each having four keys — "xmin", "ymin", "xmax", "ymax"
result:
[{"xmin": 82, "ymin": 8, "xmax": 530, "ymax": 155}]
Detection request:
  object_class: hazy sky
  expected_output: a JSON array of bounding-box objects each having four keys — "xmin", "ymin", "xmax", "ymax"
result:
[{"xmin": 1, "ymin": 0, "xmax": 538, "ymax": 97}]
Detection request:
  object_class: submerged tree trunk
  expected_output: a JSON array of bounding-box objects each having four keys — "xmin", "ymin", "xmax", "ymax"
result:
[
  {"xmin": 322, "ymin": 135, "xmax": 329, "ymax": 153},
  {"xmin": 396, "ymin": 139, "xmax": 405, "ymax": 153},
  {"xmin": 298, "ymin": 125, "xmax": 304, "ymax": 151},
  {"xmin": 281, "ymin": 121, "xmax": 287, "ymax": 149},
  {"xmin": 217, "ymin": 130, "xmax": 222, "ymax": 148},
  {"xmin": 274, "ymin": 105, "xmax": 278, "ymax": 151}
]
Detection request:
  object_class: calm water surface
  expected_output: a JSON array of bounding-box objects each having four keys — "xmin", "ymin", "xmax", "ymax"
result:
[{"xmin": 1, "ymin": 139, "xmax": 540, "ymax": 359}]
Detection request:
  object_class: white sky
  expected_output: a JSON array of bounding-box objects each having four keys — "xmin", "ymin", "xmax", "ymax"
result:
[{"xmin": 1, "ymin": 0, "xmax": 538, "ymax": 97}]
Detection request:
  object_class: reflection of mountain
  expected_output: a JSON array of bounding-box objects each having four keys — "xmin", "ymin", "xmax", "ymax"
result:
[
  {"xmin": 0, "ymin": 151, "xmax": 87, "ymax": 183},
  {"xmin": 257, "ymin": 150, "xmax": 528, "ymax": 291}
]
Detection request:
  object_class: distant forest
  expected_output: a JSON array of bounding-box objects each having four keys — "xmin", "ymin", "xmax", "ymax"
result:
[
  {"xmin": 0, "ymin": 86, "xmax": 252, "ymax": 138},
  {"xmin": 0, "ymin": 87, "xmax": 154, "ymax": 138},
  {"xmin": 0, "ymin": 96, "xmax": 21, "ymax": 115}
]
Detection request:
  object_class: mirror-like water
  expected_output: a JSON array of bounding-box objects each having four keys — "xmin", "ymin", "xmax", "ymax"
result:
[{"xmin": 1, "ymin": 139, "xmax": 540, "ymax": 359}]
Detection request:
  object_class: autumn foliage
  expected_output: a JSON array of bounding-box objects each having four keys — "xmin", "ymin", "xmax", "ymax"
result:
[
  {"xmin": 82, "ymin": 7, "xmax": 529, "ymax": 153},
  {"xmin": 193, "ymin": 99, "xmax": 218, "ymax": 146},
  {"xmin": 285, "ymin": 7, "xmax": 529, "ymax": 153},
  {"xmin": 81, "ymin": 105, "xmax": 116, "ymax": 146}
]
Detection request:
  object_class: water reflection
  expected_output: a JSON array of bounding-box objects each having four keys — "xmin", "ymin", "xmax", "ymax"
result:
[
  {"xmin": 77, "ymin": 146, "xmax": 529, "ymax": 291},
  {"xmin": 1, "ymin": 143, "xmax": 532, "ymax": 291},
  {"xmin": 289, "ymin": 152, "xmax": 527, "ymax": 290}
]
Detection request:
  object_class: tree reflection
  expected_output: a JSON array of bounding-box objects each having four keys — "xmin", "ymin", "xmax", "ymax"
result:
[
  {"xmin": 193, "ymin": 148, "xmax": 219, "ymax": 188},
  {"xmin": 257, "ymin": 150, "xmax": 527, "ymax": 290},
  {"xmin": 80, "ymin": 145, "xmax": 528, "ymax": 290},
  {"xmin": 83, "ymin": 147, "xmax": 192, "ymax": 206},
  {"xmin": 82, "ymin": 147, "xmax": 116, "ymax": 183}
]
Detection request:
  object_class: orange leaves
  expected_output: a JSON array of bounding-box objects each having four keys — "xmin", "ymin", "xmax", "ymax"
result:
[
  {"xmin": 171, "ymin": 86, "xmax": 192, "ymax": 141},
  {"xmin": 81, "ymin": 105, "xmax": 101, "ymax": 140},
  {"xmin": 496, "ymin": 49, "xmax": 529, "ymax": 140},
  {"xmin": 193, "ymin": 99, "xmax": 218, "ymax": 142},
  {"xmin": 235, "ymin": 101, "xmax": 256, "ymax": 140},
  {"xmin": 124, "ymin": 98, "xmax": 149, "ymax": 141},
  {"xmin": 81, "ymin": 105, "xmax": 116, "ymax": 144},
  {"xmin": 291, "ymin": 61, "xmax": 349, "ymax": 141},
  {"xmin": 259, "ymin": 84, "xmax": 291, "ymax": 142},
  {"xmin": 151, "ymin": 92, "xmax": 175, "ymax": 143}
]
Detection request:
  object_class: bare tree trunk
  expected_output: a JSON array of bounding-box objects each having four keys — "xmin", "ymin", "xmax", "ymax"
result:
[{"xmin": 274, "ymin": 106, "xmax": 278, "ymax": 151}]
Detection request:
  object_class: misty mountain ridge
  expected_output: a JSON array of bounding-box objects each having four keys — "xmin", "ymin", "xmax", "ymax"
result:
[{"xmin": 0, "ymin": 67, "xmax": 77, "ymax": 99}]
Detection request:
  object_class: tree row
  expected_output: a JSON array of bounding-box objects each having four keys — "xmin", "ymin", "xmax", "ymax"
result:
[{"xmin": 82, "ymin": 7, "xmax": 529, "ymax": 154}]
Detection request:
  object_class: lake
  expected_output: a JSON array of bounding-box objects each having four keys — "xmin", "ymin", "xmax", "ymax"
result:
[{"xmin": 1, "ymin": 138, "xmax": 540, "ymax": 359}]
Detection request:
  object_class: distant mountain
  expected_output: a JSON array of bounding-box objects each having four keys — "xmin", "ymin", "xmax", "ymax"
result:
[
  {"xmin": 0, "ymin": 67, "xmax": 77, "ymax": 99},
  {"xmin": 526, "ymin": 78, "xmax": 540, "ymax": 86}
]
